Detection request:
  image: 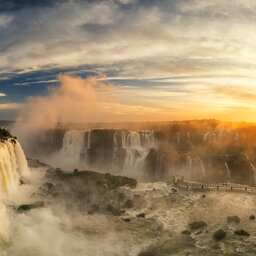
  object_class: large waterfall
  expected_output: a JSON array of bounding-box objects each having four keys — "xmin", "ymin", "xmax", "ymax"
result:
[
  {"xmin": 120, "ymin": 131, "xmax": 155, "ymax": 177},
  {"xmin": 0, "ymin": 139, "xmax": 29, "ymax": 195},
  {"xmin": 60, "ymin": 129, "xmax": 155, "ymax": 177},
  {"xmin": 0, "ymin": 138, "xmax": 29, "ymax": 243},
  {"xmin": 61, "ymin": 130, "xmax": 86, "ymax": 162}
]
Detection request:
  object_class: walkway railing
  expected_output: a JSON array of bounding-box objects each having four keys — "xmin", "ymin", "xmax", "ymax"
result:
[{"xmin": 176, "ymin": 180, "xmax": 256, "ymax": 192}]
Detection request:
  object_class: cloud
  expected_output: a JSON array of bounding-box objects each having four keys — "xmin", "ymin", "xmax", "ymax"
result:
[
  {"xmin": 213, "ymin": 86, "xmax": 256, "ymax": 102},
  {"xmin": 0, "ymin": 103, "xmax": 20, "ymax": 110},
  {"xmin": 1, "ymin": 0, "xmax": 256, "ymax": 122},
  {"xmin": 0, "ymin": 92, "xmax": 6, "ymax": 97},
  {"xmin": 0, "ymin": 0, "xmax": 255, "ymax": 78}
]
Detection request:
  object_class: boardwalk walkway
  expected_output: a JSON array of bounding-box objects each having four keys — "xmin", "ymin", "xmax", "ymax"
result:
[{"xmin": 176, "ymin": 181, "xmax": 256, "ymax": 192}]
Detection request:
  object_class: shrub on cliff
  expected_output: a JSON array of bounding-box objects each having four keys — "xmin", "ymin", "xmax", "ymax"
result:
[{"xmin": 0, "ymin": 128, "xmax": 16, "ymax": 142}]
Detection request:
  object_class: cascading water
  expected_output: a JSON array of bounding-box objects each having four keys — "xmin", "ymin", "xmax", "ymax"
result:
[
  {"xmin": 235, "ymin": 132, "xmax": 240, "ymax": 145},
  {"xmin": 155, "ymin": 154, "xmax": 163, "ymax": 179},
  {"xmin": 61, "ymin": 130, "xmax": 86, "ymax": 162},
  {"xmin": 0, "ymin": 139, "xmax": 29, "ymax": 195},
  {"xmin": 0, "ymin": 138, "xmax": 29, "ymax": 243},
  {"xmin": 176, "ymin": 133, "xmax": 180, "ymax": 144},
  {"xmin": 197, "ymin": 156, "xmax": 206, "ymax": 182},
  {"xmin": 225, "ymin": 154, "xmax": 231, "ymax": 182},
  {"xmin": 186, "ymin": 156, "xmax": 192, "ymax": 180},
  {"xmin": 122, "ymin": 131, "xmax": 155, "ymax": 177},
  {"xmin": 113, "ymin": 133, "xmax": 118, "ymax": 161},
  {"xmin": 14, "ymin": 141, "xmax": 29, "ymax": 177},
  {"xmin": 250, "ymin": 164, "xmax": 256, "ymax": 184},
  {"xmin": 60, "ymin": 130, "xmax": 155, "ymax": 177}
]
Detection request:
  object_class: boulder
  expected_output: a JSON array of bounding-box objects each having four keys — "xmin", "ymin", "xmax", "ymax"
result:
[
  {"xmin": 19, "ymin": 176, "xmax": 31, "ymax": 185},
  {"xmin": 137, "ymin": 213, "xmax": 146, "ymax": 218},
  {"xmin": 17, "ymin": 201, "xmax": 45, "ymax": 212},
  {"xmin": 249, "ymin": 215, "xmax": 255, "ymax": 220},
  {"xmin": 181, "ymin": 230, "xmax": 191, "ymax": 235},
  {"xmin": 138, "ymin": 252, "xmax": 156, "ymax": 256},
  {"xmin": 189, "ymin": 221, "xmax": 207, "ymax": 230},
  {"xmin": 122, "ymin": 199, "xmax": 134, "ymax": 209},
  {"xmin": 227, "ymin": 216, "xmax": 240, "ymax": 224},
  {"xmin": 213, "ymin": 230, "xmax": 226, "ymax": 241},
  {"xmin": 234, "ymin": 230, "xmax": 250, "ymax": 236}
]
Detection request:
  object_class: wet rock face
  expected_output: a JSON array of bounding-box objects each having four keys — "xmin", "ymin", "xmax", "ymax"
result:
[
  {"xmin": 35, "ymin": 129, "xmax": 67, "ymax": 155},
  {"xmin": 227, "ymin": 153, "xmax": 254, "ymax": 184},
  {"xmin": 87, "ymin": 129, "xmax": 115, "ymax": 165},
  {"xmin": 144, "ymin": 149, "xmax": 158, "ymax": 178}
]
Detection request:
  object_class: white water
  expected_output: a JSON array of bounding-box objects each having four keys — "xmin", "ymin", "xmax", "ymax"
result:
[
  {"xmin": 61, "ymin": 130, "xmax": 86, "ymax": 162},
  {"xmin": 0, "ymin": 140, "xmax": 29, "ymax": 195},
  {"xmin": 121, "ymin": 131, "xmax": 155, "ymax": 178},
  {"xmin": 250, "ymin": 164, "xmax": 256, "ymax": 184},
  {"xmin": 225, "ymin": 155, "xmax": 231, "ymax": 181},
  {"xmin": 197, "ymin": 156, "xmax": 206, "ymax": 181},
  {"xmin": 0, "ymin": 139, "xmax": 29, "ymax": 243},
  {"xmin": 186, "ymin": 155, "xmax": 192, "ymax": 180},
  {"xmin": 235, "ymin": 132, "xmax": 240, "ymax": 145}
]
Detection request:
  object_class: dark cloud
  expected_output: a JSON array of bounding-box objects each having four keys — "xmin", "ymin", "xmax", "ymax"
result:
[
  {"xmin": 0, "ymin": 0, "xmax": 61, "ymax": 11},
  {"xmin": 0, "ymin": 0, "xmax": 136, "ymax": 12}
]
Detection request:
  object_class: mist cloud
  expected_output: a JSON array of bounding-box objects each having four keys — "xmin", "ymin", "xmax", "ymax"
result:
[{"xmin": 13, "ymin": 75, "xmax": 115, "ymax": 138}]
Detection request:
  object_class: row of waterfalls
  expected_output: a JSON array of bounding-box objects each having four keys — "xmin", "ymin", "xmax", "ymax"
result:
[
  {"xmin": 60, "ymin": 130, "xmax": 155, "ymax": 178},
  {"xmin": 47, "ymin": 128, "xmax": 256, "ymax": 184}
]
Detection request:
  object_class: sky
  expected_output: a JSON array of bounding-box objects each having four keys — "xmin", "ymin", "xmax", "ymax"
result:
[{"xmin": 0, "ymin": 0, "xmax": 256, "ymax": 122}]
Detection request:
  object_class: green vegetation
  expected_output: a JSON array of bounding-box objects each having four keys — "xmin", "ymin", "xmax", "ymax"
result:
[{"xmin": 0, "ymin": 128, "xmax": 16, "ymax": 142}]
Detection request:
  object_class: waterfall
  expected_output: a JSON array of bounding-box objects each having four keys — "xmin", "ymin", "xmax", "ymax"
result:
[
  {"xmin": 60, "ymin": 129, "xmax": 155, "ymax": 177},
  {"xmin": 176, "ymin": 132, "xmax": 180, "ymax": 144},
  {"xmin": 204, "ymin": 132, "xmax": 209, "ymax": 141},
  {"xmin": 141, "ymin": 131, "xmax": 155, "ymax": 148},
  {"xmin": 14, "ymin": 141, "xmax": 29, "ymax": 177},
  {"xmin": 235, "ymin": 132, "xmax": 240, "ymax": 145},
  {"xmin": 0, "ymin": 138, "xmax": 29, "ymax": 243},
  {"xmin": 225, "ymin": 154, "xmax": 231, "ymax": 181},
  {"xmin": 61, "ymin": 130, "xmax": 86, "ymax": 162},
  {"xmin": 155, "ymin": 154, "xmax": 163, "ymax": 179},
  {"xmin": 121, "ymin": 131, "xmax": 126, "ymax": 148},
  {"xmin": 87, "ymin": 131, "xmax": 91, "ymax": 150},
  {"xmin": 122, "ymin": 130, "xmax": 155, "ymax": 177},
  {"xmin": 0, "ymin": 139, "xmax": 29, "ymax": 195},
  {"xmin": 0, "ymin": 202, "xmax": 9, "ymax": 242},
  {"xmin": 197, "ymin": 156, "xmax": 206, "ymax": 181},
  {"xmin": 186, "ymin": 155, "xmax": 192, "ymax": 180},
  {"xmin": 113, "ymin": 132, "xmax": 118, "ymax": 161},
  {"xmin": 250, "ymin": 164, "xmax": 256, "ymax": 184}
]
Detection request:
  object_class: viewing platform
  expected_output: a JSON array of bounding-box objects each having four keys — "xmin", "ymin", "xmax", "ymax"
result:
[{"xmin": 172, "ymin": 175, "xmax": 256, "ymax": 192}]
